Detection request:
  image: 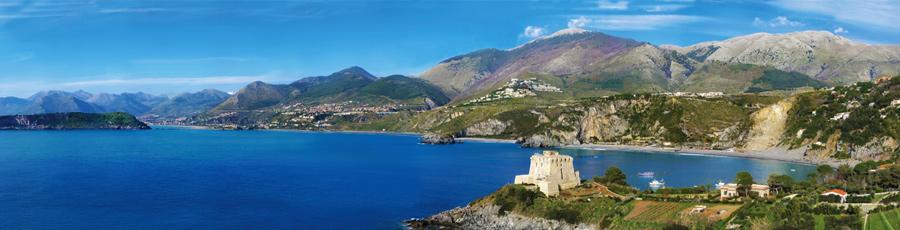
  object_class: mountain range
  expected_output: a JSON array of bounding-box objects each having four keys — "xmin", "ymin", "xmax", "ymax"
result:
[
  {"xmin": 1, "ymin": 30, "xmax": 897, "ymax": 119},
  {"xmin": 0, "ymin": 89, "xmax": 231, "ymax": 118},
  {"xmin": 211, "ymin": 66, "xmax": 449, "ymax": 112},
  {"xmin": 421, "ymin": 29, "xmax": 900, "ymax": 102}
]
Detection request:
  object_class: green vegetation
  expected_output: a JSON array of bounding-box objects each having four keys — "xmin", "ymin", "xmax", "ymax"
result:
[
  {"xmin": 783, "ymin": 76, "xmax": 900, "ymax": 152},
  {"xmin": 745, "ymin": 69, "xmax": 828, "ymax": 93},
  {"xmin": 867, "ymin": 208, "xmax": 900, "ymax": 230},
  {"xmin": 594, "ymin": 167, "xmax": 629, "ymax": 186},
  {"xmin": 0, "ymin": 112, "xmax": 149, "ymax": 130},
  {"xmin": 475, "ymin": 184, "xmax": 624, "ymax": 225}
]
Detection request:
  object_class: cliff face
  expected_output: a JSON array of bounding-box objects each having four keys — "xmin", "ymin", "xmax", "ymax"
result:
[
  {"xmin": 0, "ymin": 112, "xmax": 150, "ymax": 130},
  {"xmin": 743, "ymin": 98, "xmax": 795, "ymax": 151}
]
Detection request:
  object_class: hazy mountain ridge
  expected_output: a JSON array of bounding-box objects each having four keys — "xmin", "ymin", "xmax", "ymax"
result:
[{"xmin": 0, "ymin": 89, "xmax": 231, "ymax": 118}]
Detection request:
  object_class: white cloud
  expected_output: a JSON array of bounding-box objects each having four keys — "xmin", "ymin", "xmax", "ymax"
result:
[
  {"xmin": 521, "ymin": 26, "xmax": 546, "ymax": 38},
  {"xmin": 645, "ymin": 4, "xmax": 687, "ymax": 12},
  {"xmin": 10, "ymin": 54, "xmax": 33, "ymax": 63},
  {"xmin": 598, "ymin": 0, "xmax": 628, "ymax": 10},
  {"xmin": 568, "ymin": 16, "xmax": 590, "ymax": 29},
  {"xmin": 133, "ymin": 57, "xmax": 263, "ymax": 64},
  {"xmin": 98, "ymin": 8, "xmax": 169, "ymax": 14},
  {"xmin": 833, "ymin": 27, "xmax": 848, "ymax": 34},
  {"xmin": 572, "ymin": 15, "xmax": 706, "ymax": 31},
  {"xmin": 753, "ymin": 16, "xmax": 804, "ymax": 28},
  {"xmin": 771, "ymin": 0, "xmax": 900, "ymax": 30}
]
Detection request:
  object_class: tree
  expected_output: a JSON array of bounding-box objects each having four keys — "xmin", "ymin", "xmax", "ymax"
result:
[
  {"xmin": 735, "ymin": 171, "xmax": 754, "ymax": 196},
  {"xmin": 768, "ymin": 174, "xmax": 795, "ymax": 194},
  {"xmin": 601, "ymin": 167, "xmax": 628, "ymax": 186},
  {"xmin": 817, "ymin": 164, "xmax": 834, "ymax": 182}
]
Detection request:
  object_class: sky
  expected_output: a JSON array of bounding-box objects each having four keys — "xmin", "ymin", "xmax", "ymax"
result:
[{"xmin": 0, "ymin": 0, "xmax": 898, "ymax": 97}]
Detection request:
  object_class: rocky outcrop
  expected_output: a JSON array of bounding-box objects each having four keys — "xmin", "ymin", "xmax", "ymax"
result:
[
  {"xmin": 420, "ymin": 133, "xmax": 457, "ymax": 144},
  {"xmin": 519, "ymin": 134, "xmax": 564, "ymax": 148},
  {"xmin": 406, "ymin": 205, "xmax": 594, "ymax": 230},
  {"xmin": 464, "ymin": 119, "xmax": 509, "ymax": 136}
]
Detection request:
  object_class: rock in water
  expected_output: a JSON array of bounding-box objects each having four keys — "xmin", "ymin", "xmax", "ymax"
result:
[{"xmin": 420, "ymin": 133, "xmax": 457, "ymax": 144}]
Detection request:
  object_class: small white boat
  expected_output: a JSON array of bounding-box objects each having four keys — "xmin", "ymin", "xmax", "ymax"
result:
[
  {"xmin": 649, "ymin": 179, "xmax": 665, "ymax": 188},
  {"xmin": 638, "ymin": 172, "xmax": 655, "ymax": 178}
]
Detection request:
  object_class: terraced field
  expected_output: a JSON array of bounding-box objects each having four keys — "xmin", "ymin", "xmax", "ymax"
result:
[
  {"xmin": 624, "ymin": 201, "xmax": 694, "ymax": 223},
  {"xmin": 868, "ymin": 208, "xmax": 900, "ymax": 230}
]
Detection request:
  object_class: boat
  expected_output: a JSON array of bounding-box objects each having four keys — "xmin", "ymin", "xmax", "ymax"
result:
[
  {"xmin": 649, "ymin": 179, "xmax": 665, "ymax": 188},
  {"xmin": 638, "ymin": 172, "xmax": 655, "ymax": 178}
]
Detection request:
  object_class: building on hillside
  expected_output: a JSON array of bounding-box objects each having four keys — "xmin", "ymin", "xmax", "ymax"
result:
[
  {"xmin": 719, "ymin": 183, "xmax": 770, "ymax": 200},
  {"xmin": 821, "ymin": 189, "xmax": 848, "ymax": 203},
  {"xmin": 514, "ymin": 150, "xmax": 580, "ymax": 196}
]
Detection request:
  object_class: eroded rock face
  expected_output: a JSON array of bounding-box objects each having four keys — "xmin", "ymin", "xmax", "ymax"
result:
[
  {"xmin": 464, "ymin": 119, "xmax": 509, "ymax": 136},
  {"xmin": 852, "ymin": 137, "xmax": 898, "ymax": 161},
  {"xmin": 743, "ymin": 98, "xmax": 794, "ymax": 151},
  {"xmin": 578, "ymin": 105, "xmax": 629, "ymax": 143},
  {"xmin": 420, "ymin": 133, "xmax": 457, "ymax": 144},
  {"xmin": 406, "ymin": 205, "xmax": 594, "ymax": 230}
]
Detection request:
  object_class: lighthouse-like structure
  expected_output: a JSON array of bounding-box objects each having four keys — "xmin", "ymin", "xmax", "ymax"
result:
[{"xmin": 514, "ymin": 150, "xmax": 580, "ymax": 196}]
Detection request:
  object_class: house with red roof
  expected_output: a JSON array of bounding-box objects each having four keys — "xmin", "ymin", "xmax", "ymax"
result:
[{"xmin": 821, "ymin": 189, "xmax": 848, "ymax": 203}]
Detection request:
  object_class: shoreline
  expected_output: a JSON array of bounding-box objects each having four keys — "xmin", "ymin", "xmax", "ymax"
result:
[
  {"xmin": 151, "ymin": 125, "xmax": 828, "ymax": 165},
  {"xmin": 563, "ymin": 143, "xmax": 819, "ymax": 166},
  {"xmin": 455, "ymin": 136, "xmax": 825, "ymax": 165}
]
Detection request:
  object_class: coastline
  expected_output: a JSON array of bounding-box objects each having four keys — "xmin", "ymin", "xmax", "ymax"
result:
[
  {"xmin": 454, "ymin": 136, "xmax": 828, "ymax": 166},
  {"xmin": 152, "ymin": 125, "xmax": 830, "ymax": 166},
  {"xmin": 563, "ymin": 143, "xmax": 820, "ymax": 165}
]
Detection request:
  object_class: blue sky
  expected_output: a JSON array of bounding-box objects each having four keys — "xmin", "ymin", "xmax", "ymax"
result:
[{"xmin": 0, "ymin": 0, "xmax": 898, "ymax": 97}]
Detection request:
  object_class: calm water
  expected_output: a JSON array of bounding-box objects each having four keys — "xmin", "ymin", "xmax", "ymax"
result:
[{"xmin": 0, "ymin": 128, "xmax": 815, "ymax": 229}]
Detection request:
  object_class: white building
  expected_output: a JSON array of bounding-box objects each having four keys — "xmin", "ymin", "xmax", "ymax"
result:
[
  {"xmin": 514, "ymin": 150, "xmax": 581, "ymax": 196},
  {"xmin": 719, "ymin": 183, "xmax": 770, "ymax": 200}
]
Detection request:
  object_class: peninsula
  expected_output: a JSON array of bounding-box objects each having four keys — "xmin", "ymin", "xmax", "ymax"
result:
[{"xmin": 0, "ymin": 112, "xmax": 150, "ymax": 130}]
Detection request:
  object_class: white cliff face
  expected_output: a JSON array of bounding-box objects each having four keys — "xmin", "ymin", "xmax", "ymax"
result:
[
  {"xmin": 743, "ymin": 98, "xmax": 795, "ymax": 151},
  {"xmin": 514, "ymin": 151, "xmax": 580, "ymax": 196}
]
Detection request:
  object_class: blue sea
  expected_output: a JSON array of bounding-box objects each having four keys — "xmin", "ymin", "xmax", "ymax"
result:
[{"xmin": 0, "ymin": 128, "xmax": 815, "ymax": 229}]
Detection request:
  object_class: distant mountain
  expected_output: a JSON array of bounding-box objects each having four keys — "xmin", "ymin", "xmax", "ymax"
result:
[
  {"xmin": 421, "ymin": 28, "xmax": 664, "ymax": 100},
  {"xmin": 361, "ymin": 75, "xmax": 450, "ymax": 106},
  {"xmin": 0, "ymin": 97, "xmax": 29, "ymax": 115},
  {"xmin": 87, "ymin": 93, "xmax": 155, "ymax": 115},
  {"xmin": 212, "ymin": 66, "xmax": 449, "ymax": 112},
  {"xmin": 666, "ymin": 31, "xmax": 900, "ymax": 85},
  {"xmin": 0, "ymin": 89, "xmax": 233, "ymax": 118},
  {"xmin": 22, "ymin": 93, "xmax": 106, "ymax": 114},
  {"xmin": 421, "ymin": 30, "xmax": 897, "ymax": 102},
  {"xmin": 148, "ymin": 89, "xmax": 230, "ymax": 117},
  {"xmin": 213, "ymin": 81, "xmax": 291, "ymax": 111}
]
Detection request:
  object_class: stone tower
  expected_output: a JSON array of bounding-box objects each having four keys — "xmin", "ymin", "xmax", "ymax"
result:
[{"xmin": 514, "ymin": 150, "xmax": 580, "ymax": 196}]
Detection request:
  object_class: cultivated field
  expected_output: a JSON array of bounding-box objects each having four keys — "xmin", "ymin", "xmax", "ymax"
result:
[
  {"xmin": 624, "ymin": 201, "xmax": 694, "ymax": 223},
  {"xmin": 624, "ymin": 200, "xmax": 742, "ymax": 224},
  {"xmin": 867, "ymin": 208, "xmax": 900, "ymax": 230}
]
